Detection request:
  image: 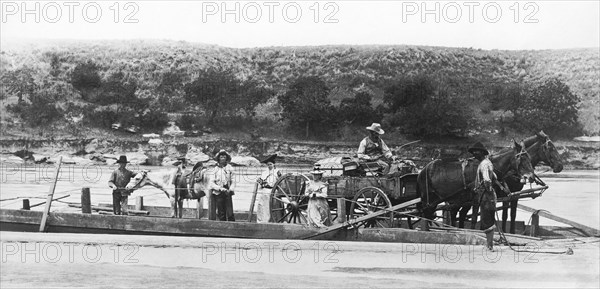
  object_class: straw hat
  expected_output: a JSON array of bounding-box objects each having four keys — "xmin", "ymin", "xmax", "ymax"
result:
[
  {"xmin": 214, "ymin": 149, "xmax": 232, "ymax": 162},
  {"xmin": 366, "ymin": 123, "xmax": 385, "ymax": 135}
]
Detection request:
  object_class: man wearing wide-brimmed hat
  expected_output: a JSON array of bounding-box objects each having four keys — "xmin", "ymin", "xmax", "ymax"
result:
[
  {"xmin": 256, "ymin": 154, "xmax": 282, "ymax": 223},
  {"xmin": 209, "ymin": 150, "xmax": 236, "ymax": 221},
  {"xmin": 108, "ymin": 155, "xmax": 135, "ymax": 215},
  {"xmin": 357, "ymin": 123, "xmax": 395, "ymax": 174},
  {"xmin": 469, "ymin": 141, "xmax": 497, "ymax": 251}
]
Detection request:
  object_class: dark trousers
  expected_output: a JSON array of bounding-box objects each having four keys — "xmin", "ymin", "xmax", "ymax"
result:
[
  {"xmin": 215, "ymin": 193, "xmax": 235, "ymax": 221},
  {"xmin": 112, "ymin": 191, "xmax": 122, "ymax": 215},
  {"xmin": 112, "ymin": 191, "xmax": 130, "ymax": 215},
  {"xmin": 478, "ymin": 188, "xmax": 497, "ymax": 231}
]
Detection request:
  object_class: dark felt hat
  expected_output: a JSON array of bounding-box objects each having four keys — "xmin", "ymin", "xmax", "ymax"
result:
[
  {"xmin": 311, "ymin": 163, "xmax": 323, "ymax": 175},
  {"xmin": 260, "ymin": 154, "xmax": 278, "ymax": 164},
  {"xmin": 116, "ymin": 155, "xmax": 129, "ymax": 164},
  {"xmin": 468, "ymin": 142, "xmax": 489, "ymax": 155},
  {"xmin": 192, "ymin": 161, "xmax": 204, "ymax": 172}
]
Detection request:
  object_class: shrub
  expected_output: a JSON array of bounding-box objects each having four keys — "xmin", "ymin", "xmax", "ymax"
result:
[
  {"xmin": 6, "ymin": 92, "xmax": 62, "ymax": 126},
  {"xmin": 178, "ymin": 114, "xmax": 205, "ymax": 130},
  {"xmin": 71, "ymin": 61, "xmax": 101, "ymax": 91},
  {"xmin": 278, "ymin": 76, "xmax": 338, "ymax": 138},
  {"xmin": 338, "ymin": 91, "xmax": 382, "ymax": 125},
  {"xmin": 383, "ymin": 74, "xmax": 435, "ymax": 112},
  {"xmin": 82, "ymin": 107, "xmax": 119, "ymax": 128},
  {"xmin": 184, "ymin": 68, "xmax": 270, "ymax": 125},
  {"xmin": 137, "ymin": 109, "xmax": 169, "ymax": 129},
  {"xmin": 513, "ymin": 77, "xmax": 580, "ymax": 137},
  {"xmin": 382, "ymin": 75, "xmax": 472, "ymax": 137}
]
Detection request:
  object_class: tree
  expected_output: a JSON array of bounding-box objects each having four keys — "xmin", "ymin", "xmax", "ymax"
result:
[
  {"xmin": 6, "ymin": 87, "xmax": 62, "ymax": 126},
  {"xmin": 156, "ymin": 68, "xmax": 188, "ymax": 112},
  {"xmin": 99, "ymin": 71, "xmax": 139, "ymax": 108},
  {"xmin": 71, "ymin": 61, "xmax": 102, "ymax": 92},
  {"xmin": 238, "ymin": 80, "xmax": 274, "ymax": 117},
  {"xmin": 514, "ymin": 77, "xmax": 580, "ymax": 137},
  {"xmin": 278, "ymin": 76, "xmax": 337, "ymax": 138},
  {"xmin": 383, "ymin": 74, "xmax": 435, "ymax": 112},
  {"xmin": 1, "ymin": 66, "xmax": 36, "ymax": 102},
  {"xmin": 338, "ymin": 91, "xmax": 381, "ymax": 125},
  {"xmin": 184, "ymin": 68, "xmax": 270, "ymax": 125},
  {"xmin": 382, "ymin": 75, "xmax": 472, "ymax": 137}
]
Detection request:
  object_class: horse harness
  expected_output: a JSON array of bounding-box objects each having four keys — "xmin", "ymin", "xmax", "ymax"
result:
[{"xmin": 129, "ymin": 171, "xmax": 149, "ymax": 189}]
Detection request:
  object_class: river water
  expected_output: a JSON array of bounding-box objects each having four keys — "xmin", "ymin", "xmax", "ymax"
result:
[{"xmin": 1, "ymin": 163, "xmax": 598, "ymax": 229}]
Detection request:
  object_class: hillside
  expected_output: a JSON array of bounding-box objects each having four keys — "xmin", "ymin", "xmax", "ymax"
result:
[{"xmin": 0, "ymin": 39, "xmax": 598, "ymax": 138}]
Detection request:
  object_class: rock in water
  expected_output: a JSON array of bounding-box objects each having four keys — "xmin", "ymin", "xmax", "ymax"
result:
[
  {"xmin": 84, "ymin": 139, "xmax": 99, "ymax": 154},
  {"xmin": 148, "ymin": 139, "xmax": 163, "ymax": 145},
  {"xmin": 1, "ymin": 155, "xmax": 24, "ymax": 164},
  {"xmin": 230, "ymin": 156, "xmax": 260, "ymax": 167},
  {"xmin": 126, "ymin": 152, "xmax": 148, "ymax": 165},
  {"xmin": 33, "ymin": 154, "xmax": 48, "ymax": 163},
  {"xmin": 187, "ymin": 152, "xmax": 210, "ymax": 165}
]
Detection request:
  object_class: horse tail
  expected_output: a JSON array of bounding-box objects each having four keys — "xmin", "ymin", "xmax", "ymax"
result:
[{"xmin": 417, "ymin": 160, "xmax": 437, "ymax": 208}]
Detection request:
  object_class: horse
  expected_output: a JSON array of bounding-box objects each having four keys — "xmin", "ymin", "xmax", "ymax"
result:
[
  {"xmin": 451, "ymin": 131, "xmax": 564, "ymax": 231},
  {"xmin": 125, "ymin": 167, "xmax": 214, "ymax": 218},
  {"xmin": 496, "ymin": 131, "xmax": 563, "ymax": 233},
  {"xmin": 418, "ymin": 140, "xmax": 535, "ymax": 231}
]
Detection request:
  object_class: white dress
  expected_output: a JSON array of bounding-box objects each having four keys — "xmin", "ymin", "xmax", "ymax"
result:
[
  {"xmin": 305, "ymin": 180, "xmax": 332, "ymax": 228},
  {"xmin": 256, "ymin": 168, "xmax": 281, "ymax": 223}
]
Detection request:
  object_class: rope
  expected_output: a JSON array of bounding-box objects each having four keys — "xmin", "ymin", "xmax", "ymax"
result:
[
  {"xmin": 0, "ymin": 199, "xmax": 23, "ymax": 208},
  {"xmin": 494, "ymin": 210, "xmax": 574, "ymax": 255}
]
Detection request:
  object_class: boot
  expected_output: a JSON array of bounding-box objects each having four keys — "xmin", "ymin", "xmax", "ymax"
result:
[{"xmin": 484, "ymin": 225, "xmax": 496, "ymax": 251}]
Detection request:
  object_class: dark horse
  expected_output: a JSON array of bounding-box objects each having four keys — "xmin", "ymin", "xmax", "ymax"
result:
[
  {"xmin": 418, "ymin": 140, "xmax": 535, "ymax": 230},
  {"xmin": 496, "ymin": 131, "xmax": 563, "ymax": 233},
  {"xmin": 450, "ymin": 131, "xmax": 564, "ymax": 232}
]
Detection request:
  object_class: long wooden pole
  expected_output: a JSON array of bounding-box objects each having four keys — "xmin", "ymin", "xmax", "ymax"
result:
[
  {"xmin": 30, "ymin": 195, "xmax": 70, "ymax": 209},
  {"xmin": 247, "ymin": 182, "xmax": 259, "ymax": 222},
  {"xmin": 39, "ymin": 156, "xmax": 62, "ymax": 232},
  {"xmin": 517, "ymin": 204, "xmax": 600, "ymax": 237},
  {"xmin": 303, "ymin": 198, "xmax": 421, "ymax": 239}
]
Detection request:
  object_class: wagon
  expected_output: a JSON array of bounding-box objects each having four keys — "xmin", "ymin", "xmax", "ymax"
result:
[{"xmin": 266, "ymin": 159, "xmax": 422, "ymax": 228}]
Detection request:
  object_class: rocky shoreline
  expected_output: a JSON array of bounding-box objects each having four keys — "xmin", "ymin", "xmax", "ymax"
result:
[{"xmin": 0, "ymin": 138, "xmax": 598, "ymax": 169}]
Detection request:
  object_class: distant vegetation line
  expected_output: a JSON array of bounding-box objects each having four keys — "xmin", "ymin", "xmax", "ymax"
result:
[{"xmin": 0, "ymin": 39, "xmax": 597, "ymax": 140}]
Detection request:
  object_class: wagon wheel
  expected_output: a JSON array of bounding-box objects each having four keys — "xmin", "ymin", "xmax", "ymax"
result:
[
  {"xmin": 349, "ymin": 187, "xmax": 393, "ymax": 228},
  {"xmin": 269, "ymin": 173, "xmax": 310, "ymax": 224}
]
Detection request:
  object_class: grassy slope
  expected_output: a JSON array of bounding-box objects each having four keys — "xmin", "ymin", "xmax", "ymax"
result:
[{"xmin": 0, "ymin": 39, "xmax": 598, "ymax": 143}]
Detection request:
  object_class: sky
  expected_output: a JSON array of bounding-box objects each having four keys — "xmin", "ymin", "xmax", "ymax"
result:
[{"xmin": 1, "ymin": 0, "xmax": 599, "ymax": 50}]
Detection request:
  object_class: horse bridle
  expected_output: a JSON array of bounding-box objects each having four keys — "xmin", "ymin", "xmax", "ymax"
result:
[
  {"xmin": 539, "ymin": 138, "xmax": 557, "ymax": 168},
  {"xmin": 514, "ymin": 145, "xmax": 531, "ymax": 170},
  {"xmin": 130, "ymin": 171, "xmax": 148, "ymax": 189},
  {"xmin": 497, "ymin": 145, "xmax": 530, "ymax": 179}
]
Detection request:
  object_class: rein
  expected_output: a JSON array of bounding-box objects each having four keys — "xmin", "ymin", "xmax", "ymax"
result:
[{"xmin": 130, "ymin": 171, "xmax": 148, "ymax": 190}]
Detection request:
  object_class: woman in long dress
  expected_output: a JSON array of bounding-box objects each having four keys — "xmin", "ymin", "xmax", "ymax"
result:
[
  {"xmin": 305, "ymin": 168, "xmax": 332, "ymax": 227},
  {"xmin": 256, "ymin": 154, "xmax": 282, "ymax": 223}
]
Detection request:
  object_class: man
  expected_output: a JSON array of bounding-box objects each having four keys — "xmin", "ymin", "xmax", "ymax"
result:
[
  {"xmin": 469, "ymin": 142, "xmax": 497, "ymax": 251},
  {"xmin": 305, "ymin": 164, "xmax": 331, "ymax": 227},
  {"xmin": 108, "ymin": 155, "xmax": 135, "ymax": 215},
  {"xmin": 357, "ymin": 123, "xmax": 396, "ymax": 174},
  {"xmin": 210, "ymin": 150, "xmax": 236, "ymax": 221},
  {"xmin": 256, "ymin": 154, "xmax": 282, "ymax": 223}
]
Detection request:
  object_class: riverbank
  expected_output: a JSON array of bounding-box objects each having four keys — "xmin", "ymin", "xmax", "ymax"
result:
[{"xmin": 1, "ymin": 136, "xmax": 598, "ymax": 169}]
